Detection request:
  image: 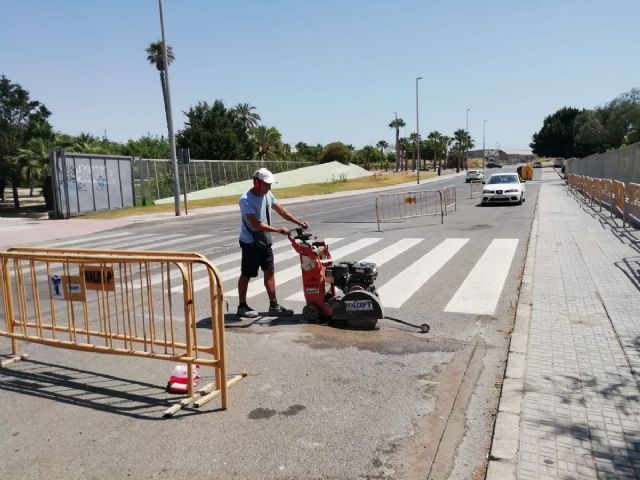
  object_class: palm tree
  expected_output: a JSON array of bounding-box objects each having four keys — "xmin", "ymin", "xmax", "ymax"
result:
[
  {"xmin": 427, "ymin": 131, "xmax": 449, "ymax": 171},
  {"xmin": 146, "ymin": 41, "xmax": 175, "ymax": 131},
  {"xmin": 389, "ymin": 117, "xmax": 406, "ymax": 172},
  {"xmin": 398, "ymin": 138, "xmax": 411, "ymax": 171},
  {"xmin": 231, "ymin": 103, "xmax": 261, "ymax": 131},
  {"xmin": 375, "ymin": 140, "xmax": 389, "ymax": 156},
  {"xmin": 251, "ymin": 126, "xmax": 283, "ymax": 161},
  {"xmin": 17, "ymin": 137, "xmax": 49, "ymax": 196},
  {"xmin": 453, "ymin": 129, "xmax": 473, "ymax": 172},
  {"xmin": 409, "ymin": 133, "xmax": 420, "ymax": 171}
]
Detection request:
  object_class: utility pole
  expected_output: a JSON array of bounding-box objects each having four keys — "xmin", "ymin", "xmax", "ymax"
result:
[
  {"xmin": 483, "ymin": 119, "xmax": 487, "ymax": 171},
  {"xmin": 415, "ymin": 77, "xmax": 422, "ymax": 184},
  {"xmin": 465, "ymin": 108, "xmax": 470, "ymax": 172},
  {"xmin": 158, "ymin": 0, "xmax": 181, "ymax": 216}
]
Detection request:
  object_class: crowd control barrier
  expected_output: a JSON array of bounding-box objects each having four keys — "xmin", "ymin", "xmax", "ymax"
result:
[
  {"xmin": 0, "ymin": 247, "xmax": 240, "ymax": 417},
  {"xmin": 567, "ymin": 175, "xmax": 640, "ymax": 229},
  {"xmin": 469, "ymin": 182, "xmax": 483, "ymax": 199},
  {"xmin": 375, "ymin": 190, "xmax": 444, "ymax": 231},
  {"xmin": 442, "ymin": 186, "xmax": 457, "ymax": 214}
]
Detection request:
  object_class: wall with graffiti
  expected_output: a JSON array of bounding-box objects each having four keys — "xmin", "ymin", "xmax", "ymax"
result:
[{"xmin": 50, "ymin": 151, "xmax": 134, "ymax": 218}]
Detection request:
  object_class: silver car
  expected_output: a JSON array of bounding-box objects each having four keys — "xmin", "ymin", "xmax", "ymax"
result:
[
  {"xmin": 465, "ymin": 169, "xmax": 483, "ymax": 183},
  {"xmin": 482, "ymin": 173, "xmax": 526, "ymax": 205}
]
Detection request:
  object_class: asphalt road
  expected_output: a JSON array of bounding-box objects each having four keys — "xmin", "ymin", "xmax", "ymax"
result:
[{"xmin": 0, "ymin": 167, "xmax": 540, "ymax": 479}]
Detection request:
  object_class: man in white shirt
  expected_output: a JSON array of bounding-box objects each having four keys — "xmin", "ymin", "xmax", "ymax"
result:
[{"xmin": 237, "ymin": 168, "xmax": 309, "ymax": 318}]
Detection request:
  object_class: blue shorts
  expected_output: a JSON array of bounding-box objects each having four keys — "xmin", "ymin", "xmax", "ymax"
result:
[{"xmin": 240, "ymin": 241, "xmax": 274, "ymax": 277}]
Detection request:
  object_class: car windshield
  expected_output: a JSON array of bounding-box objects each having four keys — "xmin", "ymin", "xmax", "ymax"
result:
[
  {"xmin": 468, "ymin": 170, "xmax": 479, "ymax": 174},
  {"xmin": 488, "ymin": 175, "xmax": 519, "ymax": 185}
]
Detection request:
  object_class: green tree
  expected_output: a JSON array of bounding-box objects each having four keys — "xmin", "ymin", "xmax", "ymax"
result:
[
  {"xmin": 530, "ymin": 107, "xmax": 581, "ymax": 158},
  {"xmin": 354, "ymin": 145, "xmax": 383, "ymax": 170},
  {"xmin": 231, "ymin": 103, "xmax": 261, "ymax": 131},
  {"xmin": 389, "ymin": 117, "xmax": 406, "ymax": 172},
  {"xmin": 453, "ymin": 129, "xmax": 474, "ymax": 172},
  {"xmin": 294, "ymin": 142, "xmax": 324, "ymax": 162},
  {"xmin": 122, "ymin": 135, "xmax": 170, "ymax": 158},
  {"xmin": 251, "ymin": 125, "xmax": 284, "ymax": 160},
  {"xmin": 17, "ymin": 137, "xmax": 49, "ymax": 196},
  {"xmin": 425, "ymin": 131, "xmax": 450, "ymax": 170},
  {"xmin": 146, "ymin": 41, "xmax": 175, "ymax": 131},
  {"xmin": 0, "ymin": 75, "xmax": 51, "ymax": 208},
  {"xmin": 319, "ymin": 142, "xmax": 352, "ymax": 164},
  {"xmin": 397, "ymin": 137, "xmax": 411, "ymax": 171},
  {"xmin": 176, "ymin": 100, "xmax": 254, "ymax": 159},
  {"xmin": 375, "ymin": 140, "xmax": 389, "ymax": 156},
  {"xmin": 574, "ymin": 110, "xmax": 608, "ymax": 156}
]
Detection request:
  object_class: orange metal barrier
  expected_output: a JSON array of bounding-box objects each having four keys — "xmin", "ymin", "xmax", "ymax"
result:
[
  {"xmin": 375, "ymin": 190, "xmax": 444, "ymax": 231},
  {"xmin": 0, "ymin": 247, "xmax": 241, "ymax": 417},
  {"xmin": 567, "ymin": 175, "xmax": 640, "ymax": 228},
  {"xmin": 624, "ymin": 183, "xmax": 640, "ymax": 228}
]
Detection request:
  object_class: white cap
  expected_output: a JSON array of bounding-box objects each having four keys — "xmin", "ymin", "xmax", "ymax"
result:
[{"xmin": 253, "ymin": 168, "xmax": 277, "ymax": 184}]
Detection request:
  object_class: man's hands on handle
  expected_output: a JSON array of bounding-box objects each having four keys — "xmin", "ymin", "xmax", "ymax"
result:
[{"xmin": 277, "ymin": 221, "xmax": 308, "ymax": 236}]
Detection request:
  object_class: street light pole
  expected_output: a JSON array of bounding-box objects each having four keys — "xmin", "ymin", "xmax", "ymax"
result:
[
  {"xmin": 465, "ymin": 108, "xmax": 470, "ymax": 172},
  {"xmin": 415, "ymin": 76, "xmax": 423, "ymax": 184},
  {"xmin": 483, "ymin": 119, "xmax": 487, "ymax": 171},
  {"xmin": 394, "ymin": 111, "xmax": 399, "ymax": 173},
  {"xmin": 158, "ymin": 0, "xmax": 181, "ymax": 216}
]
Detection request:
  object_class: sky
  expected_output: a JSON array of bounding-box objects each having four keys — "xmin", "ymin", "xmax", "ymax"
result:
[{"xmin": 1, "ymin": 0, "xmax": 638, "ymax": 152}]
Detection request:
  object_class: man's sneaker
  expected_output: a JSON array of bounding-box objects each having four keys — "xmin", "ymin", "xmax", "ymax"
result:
[
  {"xmin": 268, "ymin": 304, "xmax": 294, "ymax": 317},
  {"xmin": 237, "ymin": 304, "xmax": 259, "ymax": 318}
]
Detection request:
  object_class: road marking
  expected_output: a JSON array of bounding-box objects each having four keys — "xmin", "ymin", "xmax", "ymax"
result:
[
  {"xmin": 285, "ymin": 238, "xmax": 424, "ymax": 302},
  {"xmin": 377, "ymin": 238, "xmax": 469, "ymax": 309},
  {"xmin": 444, "ymin": 238, "xmax": 518, "ymax": 315},
  {"xmin": 226, "ymin": 237, "xmax": 382, "ymax": 298},
  {"xmin": 184, "ymin": 238, "xmax": 344, "ymax": 293},
  {"xmin": 44, "ymin": 231, "xmax": 135, "ymax": 247}
]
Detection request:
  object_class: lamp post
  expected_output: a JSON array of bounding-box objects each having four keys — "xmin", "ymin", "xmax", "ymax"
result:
[
  {"xmin": 465, "ymin": 108, "xmax": 470, "ymax": 171},
  {"xmin": 483, "ymin": 119, "xmax": 487, "ymax": 171},
  {"xmin": 415, "ymin": 76, "xmax": 423, "ymax": 184},
  {"xmin": 158, "ymin": 0, "xmax": 181, "ymax": 216},
  {"xmin": 394, "ymin": 111, "xmax": 399, "ymax": 172}
]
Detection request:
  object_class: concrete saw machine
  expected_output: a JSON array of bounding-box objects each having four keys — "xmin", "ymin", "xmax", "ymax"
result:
[{"xmin": 288, "ymin": 228, "xmax": 383, "ymax": 329}]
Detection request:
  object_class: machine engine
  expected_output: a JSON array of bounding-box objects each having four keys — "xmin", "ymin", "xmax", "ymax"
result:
[{"xmin": 327, "ymin": 261, "xmax": 378, "ymax": 294}]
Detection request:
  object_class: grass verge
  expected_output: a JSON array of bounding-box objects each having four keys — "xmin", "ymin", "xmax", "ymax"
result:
[{"xmin": 83, "ymin": 171, "xmax": 436, "ymax": 219}]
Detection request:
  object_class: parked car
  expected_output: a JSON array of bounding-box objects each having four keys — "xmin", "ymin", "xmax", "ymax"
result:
[
  {"xmin": 485, "ymin": 161, "xmax": 502, "ymax": 168},
  {"xmin": 533, "ymin": 161, "xmax": 542, "ymax": 168},
  {"xmin": 553, "ymin": 158, "xmax": 565, "ymax": 168},
  {"xmin": 482, "ymin": 173, "xmax": 526, "ymax": 205},
  {"xmin": 465, "ymin": 169, "xmax": 483, "ymax": 183}
]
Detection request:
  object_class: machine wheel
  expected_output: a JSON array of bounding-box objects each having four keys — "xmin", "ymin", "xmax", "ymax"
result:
[{"xmin": 302, "ymin": 304, "xmax": 321, "ymax": 323}]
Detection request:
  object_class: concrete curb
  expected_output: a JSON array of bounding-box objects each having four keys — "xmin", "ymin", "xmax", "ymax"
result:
[{"xmin": 486, "ymin": 186, "xmax": 540, "ymax": 479}]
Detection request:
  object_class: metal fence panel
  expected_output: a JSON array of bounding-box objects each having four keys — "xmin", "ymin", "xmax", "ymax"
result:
[{"xmin": 50, "ymin": 151, "xmax": 135, "ymax": 218}]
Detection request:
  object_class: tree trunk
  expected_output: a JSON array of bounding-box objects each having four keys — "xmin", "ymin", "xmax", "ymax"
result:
[
  {"xmin": 12, "ymin": 183, "xmax": 20, "ymax": 209},
  {"xmin": 160, "ymin": 72, "xmax": 171, "ymax": 132},
  {"xmin": 395, "ymin": 128, "xmax": 400, "ymax": 172}
]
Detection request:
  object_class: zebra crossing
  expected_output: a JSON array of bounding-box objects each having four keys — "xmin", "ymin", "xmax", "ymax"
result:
[{"xmin": 34, "ymin": 229, "xmax": 520, "ymax": 316}]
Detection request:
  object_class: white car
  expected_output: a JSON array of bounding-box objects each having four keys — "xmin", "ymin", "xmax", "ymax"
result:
[
  {"xmin": 465, "ymin": 169, "xmax": 483, "ymax": 183},
  {"xmin": 482, "ymin": 173, "xmax": 526, "ymax": 205}
]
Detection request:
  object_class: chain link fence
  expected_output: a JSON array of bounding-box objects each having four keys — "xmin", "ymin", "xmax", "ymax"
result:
[{"xmin": 133, "ymin": 159, "xmax": 313, "ymax": 205}]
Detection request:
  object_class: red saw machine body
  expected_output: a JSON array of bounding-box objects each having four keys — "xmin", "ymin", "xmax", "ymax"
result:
[{"xmin": 288, "ymin": 229, "xmax": 383, "ymax": 329}]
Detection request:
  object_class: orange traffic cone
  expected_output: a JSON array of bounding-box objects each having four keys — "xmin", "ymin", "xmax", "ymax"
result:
[{"xmin": 166, "ymin": 364, "xmax": 200, "ymax": 394}]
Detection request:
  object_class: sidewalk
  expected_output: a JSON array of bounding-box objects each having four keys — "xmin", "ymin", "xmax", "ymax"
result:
[{"xmin": 488, "ymin": 170, "xmax": 640, "ymax": 479}]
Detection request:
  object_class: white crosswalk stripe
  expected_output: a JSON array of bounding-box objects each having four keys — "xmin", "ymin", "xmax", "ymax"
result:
[
  {"xmin": 25, "ymin": 232, "xmax": 522, "ymax": 316},
  {"xmin": 44, "ymin": 231, "xmax": 135, "ymax": 247},
  {"xmin": 183, "ymin": 238, "xmax": 344, "ymax": 294},
  {"xmin": 377, "ymin": 238, "xmax": 469, "ymax": 309},
  {"xmin": 226, "ymin": 237, "xmax": 383, "ymax": 298},
  {"xmin": 444, "ymin": 239, "xmax": 518, "ymax": 315}
]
